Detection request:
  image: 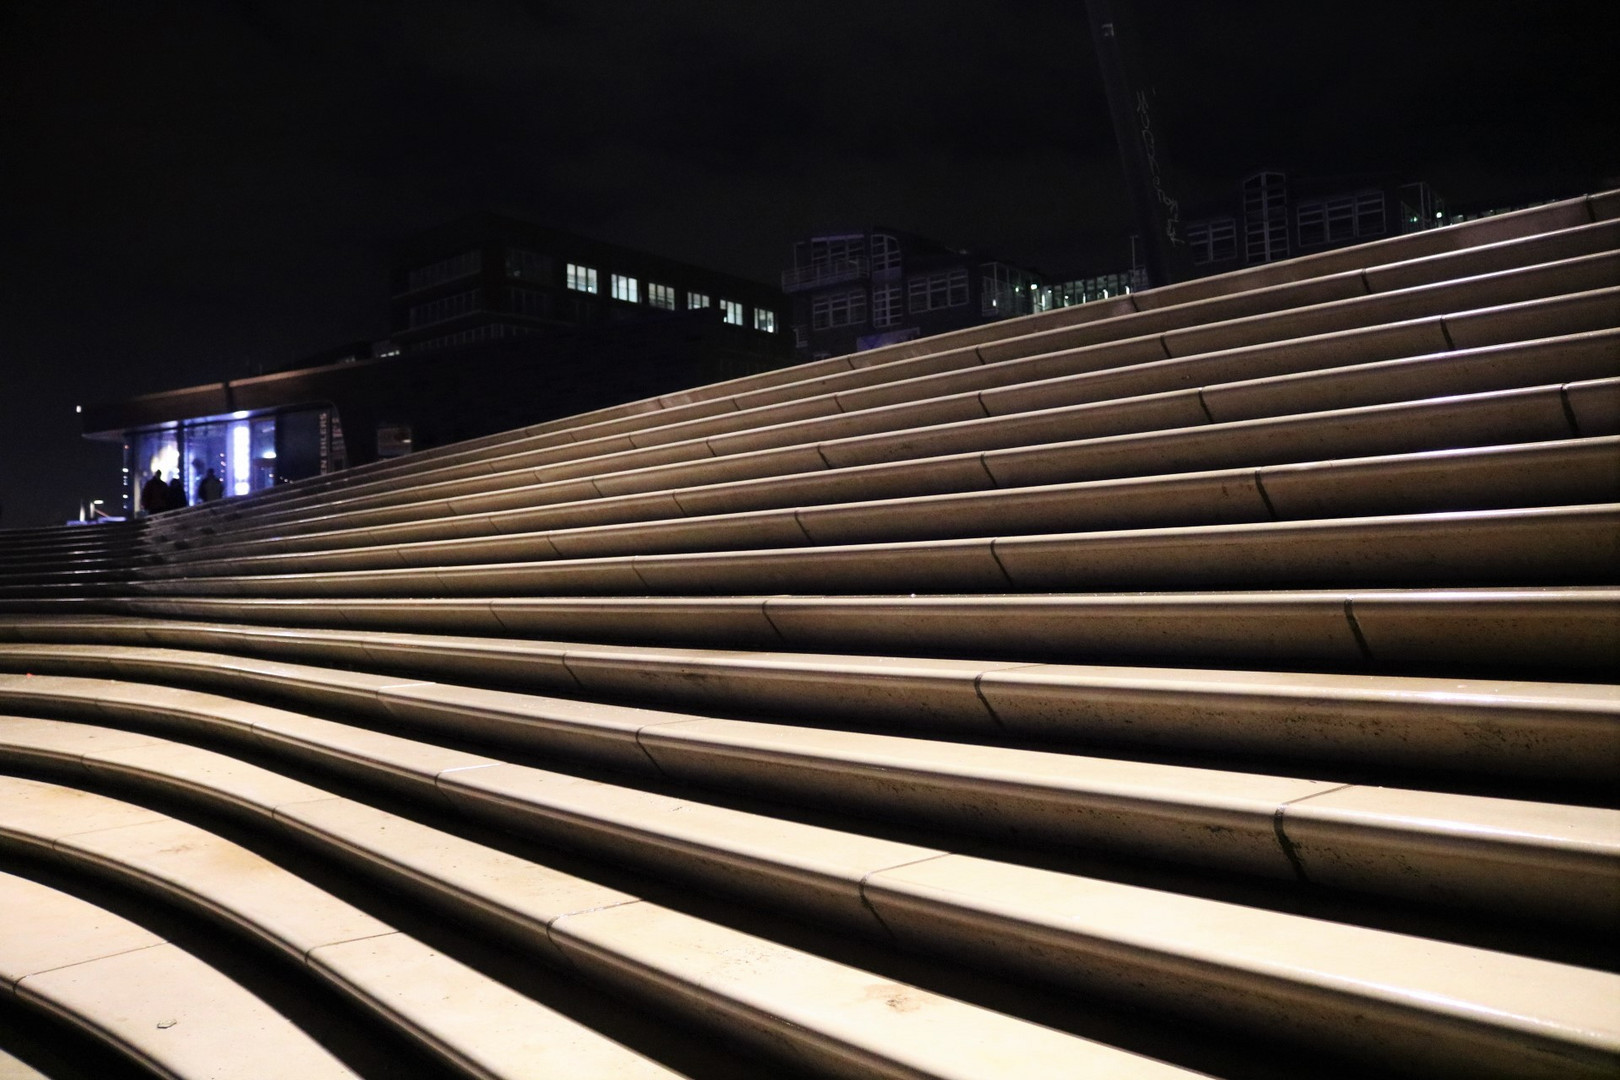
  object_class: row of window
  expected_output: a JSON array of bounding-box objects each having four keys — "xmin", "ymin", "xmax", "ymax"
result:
[
  {"xmin": 407, "ymin": 289, "xmax": 482, "ymax": 329},
  {"xmin": 565, "ymin": 262, "xmax": 775, "ymax": 331},
  {"xmin": 910, "ymin": 268, "xmax": 969, "ymax": 313},
  {"xmin": 811, "ymin": 269, "xmax": 971, "ymax": 330},
  {"xmin": 414, "ymin": 281, "xmax": 1153, "ymax": 342},
  {"xmin": 812, "ymin": 290, "xmax": 865, "ymax": 330},
  {"xmin": 508, "ymin": 287, "xmax": 550, "ymax": 317},
  {"xmin": 406, "ymin": 249, "xmax": 760, "ymax": 304},
  {"xmin": 1297, "ymin": 191, "xmax": 1386, "ymax": 247},
  {"xmin": 808, "ymin": 267, "xmax": 1147, "ymax": 336},
  {"xmin": 406, "ymin": 250, "xmax": 482, "ymax": 293},
  {"xmin": 506, "ymin": 249, "xmax": 551, "ymax": 281},
  {"xmin": 782, "ymin": 233, "xmax": 906, "ymax": 291},
  {"xmin": 407, "ymin": 284, "xmax": 772, "ymax": 335},
  {"xmin": 792, "ymin": 233, "xmax": 903, "ymax": 274},
  {"xmin": 1046, "ymin": 273, "xmax": 1141, "ymax": 307},
  {"xmin": 410, "ymin": 323, "xmax": 536, "ymax": 352},
  {"xmin": 406, "ymin": 248, "xmax": 551, "ymax": 293},
  {"xmin": 979, "ymin": 262, "xmax": 1038, "ymax": 318},
  {"xmin": 1186, "ymin": 190, "xmax": 1389, "ymax": 266}
]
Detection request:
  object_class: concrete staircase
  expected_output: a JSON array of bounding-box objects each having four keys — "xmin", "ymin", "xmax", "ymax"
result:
[
  {"xmin": 0, "ymin": 193, "xmax": 1615, "ymax": 1079},
  {"xmin": 0, "ymin": 519, "xmax": 146, "ymax": 600}
]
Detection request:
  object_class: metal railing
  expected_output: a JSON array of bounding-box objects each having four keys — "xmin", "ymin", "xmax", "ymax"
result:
[{"xmin": 781, "ymin": 257, "xmax": 867, "ymax": 292}]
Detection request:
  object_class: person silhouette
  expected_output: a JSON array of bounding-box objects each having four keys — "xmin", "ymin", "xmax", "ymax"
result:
[
  {"xmin": 167, "ymin": 472, "xmax": 187, "ymax": 510},
  {"xmin": 140, "ymin": 470, "xmax": 168, "ymax": 515},
  {"xmin": 197, "ymin": 468, "xmax": 224, "ymax": 503}
]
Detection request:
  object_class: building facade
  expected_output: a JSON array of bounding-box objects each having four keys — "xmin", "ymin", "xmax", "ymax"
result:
[
  {"xmin": 91, "ymin": 396, "xmax": 341, "ymax": 518},
  {"xmin": 391, "ymin": 213, "xmax": 789, "ymax": 355},
  {"xmin": 1182, "ymin": 172, "xmax": 1448, "ymax": 274},
  {"xmin": 86, "ymin": 216, "xmax": 794, "ymax": 515},
  {"xmin": 782, "ymin": 229, "xmax": 1045, "ymax": 359}
]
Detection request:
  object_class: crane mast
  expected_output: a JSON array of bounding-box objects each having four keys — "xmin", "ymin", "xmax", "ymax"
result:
[{"xmin": 1084, "ymin": 0, "xmax": 1192, "ymax": 286}]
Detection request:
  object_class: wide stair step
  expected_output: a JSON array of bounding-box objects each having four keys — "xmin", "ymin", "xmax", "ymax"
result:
[{"xmin": 0, "ymin": 193, "xmax": 1616, "ymax": 1078}]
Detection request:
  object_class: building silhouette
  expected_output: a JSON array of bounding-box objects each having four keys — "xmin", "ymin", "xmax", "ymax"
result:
[
  {"xmin": 391, "ymin": 212, "xmax": 788, "ymax": 353},
  {"xmin": 84, "ymin": 216, "xmax": 791, "ymax": 515},
  {"xmin": 1182, "ymin": 171, "xmax": 1448, "ymax": 273},
  {"xmin": 783, "ymin": 228, "xmax": 1046, "ymax": 359}
]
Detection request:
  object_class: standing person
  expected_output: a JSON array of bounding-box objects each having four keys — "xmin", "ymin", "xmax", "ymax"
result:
[
  {"xmin": 167, "ymin": 472, "xmax": 187, "ymax": 510},
  {"xmin": 197, "ymin": 468, "xmax": 224, "ymax": 503},
  {"xmin": 140, "ymin": 470, "xmax": 168, "ymax": 515}
]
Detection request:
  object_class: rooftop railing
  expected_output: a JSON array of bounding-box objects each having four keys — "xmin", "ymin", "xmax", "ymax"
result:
[{"xmin": 781, "ymin": 257, "xmax": 867, "ymax": 292}]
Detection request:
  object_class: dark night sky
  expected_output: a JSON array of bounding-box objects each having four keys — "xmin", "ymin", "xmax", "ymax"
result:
[{"xmin": 2, "ymin": 0, "xmax": 1616, "ymax": 528}]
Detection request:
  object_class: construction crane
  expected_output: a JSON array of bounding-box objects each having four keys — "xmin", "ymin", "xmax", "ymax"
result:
[{"xmin": 1083, "ymin": 0, "xmax": 1193, "ymax": 286}]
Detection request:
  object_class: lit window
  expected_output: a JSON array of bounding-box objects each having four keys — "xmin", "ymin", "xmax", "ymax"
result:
[
  {"xmin": 648, "ymin": 282, "xmax": 676, "ymax": 310},
  {"xmin": 979, "ymin": 263, "xmax": 1036, "ymax": 318},
  {"xmin": 230, "ymin": 422, "xmax": 251, "ymax": 496},
  {"xmin": 610, "ymin": 273, "xmax": 639, "ymax": 302},
  {"xmin": 753, "ymin": 308, "xmax": 776, "ymax": 332},
  {"xmin": 687, "ymin": 290, "xmax": 710, "ymax": 309},
  {"xmin": 907, "ymin": 269, "xmax": 968, "ymax": 313},
  {"xmin": 1047, "ymin": 272, "xmax": 1141, "ymax": 307},
  {"xmin": 720, "ymin": 299, "xmax": 744, "ymax": 325},
  {"xmin": 566, "ymin": 263, "xmax": 598, "ymax": 293},
  {"xmin": 811, "ymin": 288, "xmax": 867, "ymax": 330}
]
